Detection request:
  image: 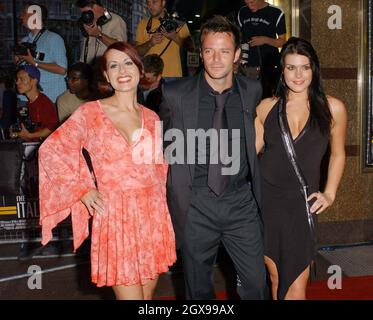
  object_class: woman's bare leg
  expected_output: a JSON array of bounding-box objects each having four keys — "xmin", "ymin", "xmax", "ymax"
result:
[
  {"xmin": 112, "ymin": 284, "xmax": 144, "ymax": 300},
  {"xmin": 284, "ymin": 266, "xmax": 310, "ymax": 300},
  {"xmin": 142, "ymin": 277, "xmax": 159, "ymax": 300},
  {"xmin": 264, "ymin": 256, "xmax": 279, "ymax": 300},
  {"xmin": 112, "ymin": 276, "xmax": 159, "ymax": 300}
]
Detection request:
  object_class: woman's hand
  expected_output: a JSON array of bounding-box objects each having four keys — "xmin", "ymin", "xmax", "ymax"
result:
[
  {"xmin": 81, "ymin": 189, "xmax": 105, "ymax": 216},
  {"xmin": 308, "ymin": 192, "xmax": 335, "ymax": 214}
]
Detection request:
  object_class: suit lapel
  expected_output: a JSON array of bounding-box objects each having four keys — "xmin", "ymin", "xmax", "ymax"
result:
[
  {"xmin": 236, "ymin": 76, "xmax": 257, "ymax": 179},
  {"xmin": 181, "ymin": 73, "xmax": 202, "ymax": 181}
]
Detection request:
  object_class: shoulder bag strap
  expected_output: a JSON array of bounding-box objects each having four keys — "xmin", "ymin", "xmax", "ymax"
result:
[
  {"xmin": 277, "ymin": 98, "xmax": 316, "ymax": 242},
  {"xmin": 158, "ymin": 22, "xmax": 186, "ymax": 58}
]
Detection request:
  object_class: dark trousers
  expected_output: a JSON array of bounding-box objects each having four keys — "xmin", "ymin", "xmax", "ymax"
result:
[{"xmin": 181, "ymin": 183, "xmax": 266, "ymax": 300}]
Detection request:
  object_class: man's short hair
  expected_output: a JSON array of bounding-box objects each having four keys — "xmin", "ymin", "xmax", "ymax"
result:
[
  {"xmin": 68, "ymin": 62, "xmax": 93, "ymax": 82},
  {"xmin": 75, "ymin": 0, "xmax": 103, "ymax": 8},
  {"xmin": 143, "ymin": 54, "xmax": 164, "ymax": 76},
  {"xmin": 24, "ymin": 1, "xmax": 48, "ymax": 24},
  {"xmin": 200, "ymin": 15, "xmax": 241, "ymax": 49}
]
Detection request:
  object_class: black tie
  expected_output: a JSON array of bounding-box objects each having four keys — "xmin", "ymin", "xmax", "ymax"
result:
[{"xmin": 208, "ymin": 91, "xmax": 231, "ymax": 196}]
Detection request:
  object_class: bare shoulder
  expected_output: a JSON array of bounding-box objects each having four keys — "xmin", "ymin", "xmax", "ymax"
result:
[
  {"xmin": 327, "ymin": 95, "xmax": 346, "ymax": 112},
  {"xmin": 256, "ymin": 97, "xmax": 279, "ymax": 123},
  {"xmin": 326, "ymin": 95, "xmax": 347, "ymax": 118}
]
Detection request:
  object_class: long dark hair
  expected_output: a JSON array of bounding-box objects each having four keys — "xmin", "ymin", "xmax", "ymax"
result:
[{"xmin": 276, "ymin": 37, "xmax": 332, "ymax": 135}]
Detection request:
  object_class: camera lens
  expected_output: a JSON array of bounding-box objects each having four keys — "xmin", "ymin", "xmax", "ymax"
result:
[{"xmin": 80, "ymin": 10, "xmax": 95, "ymax": 26}]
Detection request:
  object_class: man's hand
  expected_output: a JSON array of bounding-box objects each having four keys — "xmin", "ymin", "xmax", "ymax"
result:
[
  {"xmin": 83, "ymin": 23, "xmax": 101, "ymax": 38},
  {"xmin": 248, "ymin": 36, "xmax": 269, "ymax": 47},
  {"xmin": 150, "ymin": 33, "xmax": 164, "ymax": 46},
  {"xmin": 9, "ymin": 123, "xmax": 30, "ymax": 140},
  {"xmin": 159, "ymin": 27, "xmax": 178, "ymax": 42},
  {"xmin": 14, "ymin": 55, "xmax": 23, "ymax": 65},
  {"xmin": 19, "ymin": 49, "xmax": 36, "ymax": 66}
]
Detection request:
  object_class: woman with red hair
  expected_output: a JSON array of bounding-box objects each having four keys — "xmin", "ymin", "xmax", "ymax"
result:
[{"xmin": 38, "ymin": 42, "xmax": 176, "ymax": 299}]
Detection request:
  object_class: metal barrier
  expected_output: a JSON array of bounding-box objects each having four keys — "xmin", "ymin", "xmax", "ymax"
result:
[{"xmin": 0, "ymin": 141, "xmax": 73, "ymax": 259}]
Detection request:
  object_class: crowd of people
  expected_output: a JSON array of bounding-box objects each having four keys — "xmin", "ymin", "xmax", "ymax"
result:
[{"xmin": 0, "ymin": 0, "xmax": 348, "ymax": 301}]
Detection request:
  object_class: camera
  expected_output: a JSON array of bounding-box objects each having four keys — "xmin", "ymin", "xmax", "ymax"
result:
[
  {"xmin": 78, "ymin": 10, "xmax": 112, "ymax": 36},
  {"xmin": 14, "ymin": 42, "xmax": 45, "ymax": 61},
  {"xmin": 146, "ymin": 12, "xmax": 180, "ymax": 34},
  {"xmin": 158, "ymin": 16, "xmax": 179, "ymax": 33},
  {"xmin": 79, "ymin": 10, "xmax": 95, "ymax": 28},
  {"xmin": 11, "ymin": 106, "xmax": 36, "ymax": 133}
]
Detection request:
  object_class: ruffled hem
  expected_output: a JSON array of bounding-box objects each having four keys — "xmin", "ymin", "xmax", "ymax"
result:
[{"xmin": 89, "ymin": 184, "xmax": 176, "ymax": 287}]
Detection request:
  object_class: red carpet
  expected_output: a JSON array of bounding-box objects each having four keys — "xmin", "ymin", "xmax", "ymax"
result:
[
  {"xmin": 158, "ymin": 276, "xmax": 373, "ymax": 300},
  {"xmin": 307, "ymin": 275, "xmax": 373, "ymax": 300}
]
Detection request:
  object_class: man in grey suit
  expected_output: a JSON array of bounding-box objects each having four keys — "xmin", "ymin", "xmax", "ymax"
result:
[{"xmin": 159, "ymin": 15, "xmax": 266, "ymax": 300}]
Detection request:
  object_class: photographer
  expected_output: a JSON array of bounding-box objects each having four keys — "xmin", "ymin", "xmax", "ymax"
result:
[
  {"xmin": 10, "ymin": 65, "xmax": 58, "ymax": 142},
  {"xmin": 237, "ymin": 0, "xmax": 286, "ymax": 98},
  {"xmin": 136, "ymin": 0, "xmax": 193, "ymax": 79},
  {"xmin": 57, "ymin": 62, "xmax": 93, "ymax": 123},
  {"xmin": 75, "ymin": 0, "xmax": 128, "ymax": 65},
  {"xmin": 15, "ymin": 2, "xmax": 67, "ymax": 103}
]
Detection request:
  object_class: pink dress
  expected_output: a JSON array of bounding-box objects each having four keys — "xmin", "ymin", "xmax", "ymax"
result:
[{"xmin": 39, "ymin": 100, "xmax": 176, "ymax": 287}]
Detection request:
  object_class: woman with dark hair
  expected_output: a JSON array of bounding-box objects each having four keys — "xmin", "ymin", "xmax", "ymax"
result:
[
  {"xmin": 38, "ymin": 42, "xmax": 176, "ymax": 299},
  {"xmin": 255, "ymin": 37, "xmax": 347, "ymax": 299}
]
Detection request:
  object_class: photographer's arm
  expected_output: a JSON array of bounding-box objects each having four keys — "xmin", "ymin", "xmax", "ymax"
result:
[
  {"xmin": 97, "ymin": 33, "xmax": 118, "ymax": 47},
  {"xmin": 160, "ymin": 29, "xmax": 184, "ymax": 47},
  {"xmin": 160, "ymin": 24, "xmax": 194, "ymax": 51},
  {"xmin": 25, "ymin": 127, "xmax": 52, "ymax": 140},
  {"xmin": 136, "ymin": 40, "xmax": 153, "ymax": 56},
  {"xmin": 18, "ymin": 50, "xmax": 66, "ymax": 75},
  {"xmin": 10, "ymin": 124, "xmax": 52, "ymax": 141},
  {"xmin": 248, "ymin": 34, "xmax": 286, "ymax": 48},
  {"xmin": 33, "ymin": 61, "xmax": 66, "ymax": 75},
  {"xmin": 82, "ymin": 24, "xmax": 119, "ymax": 47},
  {"xmin": 136, "ymin": 33, "xmax": 164, "ymax": 56}
]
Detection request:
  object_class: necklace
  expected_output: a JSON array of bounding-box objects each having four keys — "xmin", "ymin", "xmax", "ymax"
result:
[{"xmin": 29, "ymin": 93, "xmax": 39, "ymax": 103}]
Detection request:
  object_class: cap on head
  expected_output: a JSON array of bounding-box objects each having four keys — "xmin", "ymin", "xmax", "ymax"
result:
[{"xmin": 19, "ymin": 64, "xmax": 40, "ymax": 83}]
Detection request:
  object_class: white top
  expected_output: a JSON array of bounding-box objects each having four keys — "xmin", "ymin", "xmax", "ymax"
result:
[{"xmin": 80, "ymin": 12, "xmax": 128, "ymax": 65}]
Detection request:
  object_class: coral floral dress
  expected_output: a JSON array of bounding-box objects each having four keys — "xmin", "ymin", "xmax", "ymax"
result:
[{"xmin": 39, "ymin": 100, "xmax": 176, "ymax": 287}]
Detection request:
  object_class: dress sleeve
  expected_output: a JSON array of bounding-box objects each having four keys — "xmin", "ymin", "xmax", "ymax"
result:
[
  {"xmin": 153, "ymin": 112, "xmax": 169, "ymax": 185},
  {"xmin": 38, "ymin": 106, "xmax": 95, "ymax": 252}
]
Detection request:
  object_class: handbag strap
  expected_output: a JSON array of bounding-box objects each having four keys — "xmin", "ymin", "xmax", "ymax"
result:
[{"xmin": 277, "ymin": 98, "xmax": 316, "ymax": 242}]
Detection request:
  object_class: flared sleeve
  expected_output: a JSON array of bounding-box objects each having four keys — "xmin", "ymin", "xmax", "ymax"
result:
[{"xmin": 39, "ymin": 106, "xmax": 96, "ymax": 252}]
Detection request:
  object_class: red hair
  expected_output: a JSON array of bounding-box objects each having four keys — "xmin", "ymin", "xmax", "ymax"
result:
[{"xmin": 103, "ymin": 41, "xmax": 144, "ymax": 75}]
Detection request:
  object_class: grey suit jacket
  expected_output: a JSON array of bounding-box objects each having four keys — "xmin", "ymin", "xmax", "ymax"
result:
[{"xmin": 159, "ymin": 72, "xmax": 262, "ymax": 248}]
